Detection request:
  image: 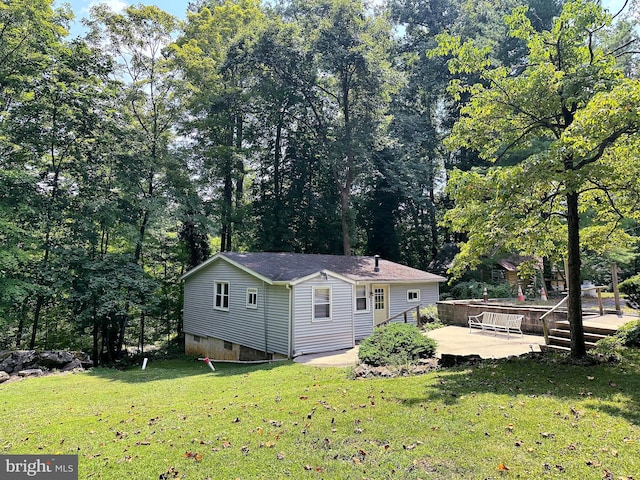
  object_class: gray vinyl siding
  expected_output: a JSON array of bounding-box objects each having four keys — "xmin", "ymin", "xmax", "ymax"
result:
[
  {"xmin": 182, "ymin": 261, "xmax": 290, "ymax": 356},
  {"xmin": 292, "ymin": 277, "xmax": 354, "ymax": 355},
  {"xmin": 354, "ymin": 309, "xmax": 373, "ymax": 341},
  {"xmin": 264, "ymin": 285, "xmax": 290, "ymax": 355},
  {"xmin": 388, "ymin": 283, "xmax": 440, "ymax": 325}
]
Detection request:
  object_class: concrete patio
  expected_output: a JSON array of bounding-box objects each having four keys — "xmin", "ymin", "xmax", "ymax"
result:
[{"xmin": 293, "ymin": 326, "xmax": 546, "ymax": 367}]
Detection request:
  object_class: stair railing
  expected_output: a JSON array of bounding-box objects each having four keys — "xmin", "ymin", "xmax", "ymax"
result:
[
  {"xmin": 376, "ymin": 305, "xmax": 422, "ymax": 328},
  {"xmin": 539, "ymin": 295, "xmax": 569, "ymax": 345}
]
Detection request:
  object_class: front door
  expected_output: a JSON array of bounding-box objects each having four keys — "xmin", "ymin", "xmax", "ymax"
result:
[{"xmin": 373, "ymin": 284, "xmax": 389, "ymax": 326}]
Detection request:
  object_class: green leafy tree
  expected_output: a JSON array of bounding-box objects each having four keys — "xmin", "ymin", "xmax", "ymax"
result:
[
  {"xmin": 86, "ymin": 4, "xmax": 185, "ymax": 356},
  {"xmin": 433, "ymin": 0, "xmax": 640, "ymax": 358},
  {"xmin": 174, "ymin": 0, "xmax": 264, "ymax": 252},
  {"xmin": 289, "ymin": 0, "xmax": 400, "ymax": 255}
]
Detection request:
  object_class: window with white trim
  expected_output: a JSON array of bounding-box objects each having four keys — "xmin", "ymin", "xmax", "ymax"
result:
[
  {"xmin": 313, "ymin": 286, "xmax": 331, "ymax": 320},
  {"xmin": 355, "ymin": 285, "xmax": 368, "ymax": 311},
  {"xmin": 214, "ymin": 281, "xmax": 230, "ymax": 310},
  {"xmin": 407, "ymin": 289, "xmax": 420, "ymax": 302},
  {"xmin": 246, "ymin": 288, "xmax": 258, "ymax": 309}
]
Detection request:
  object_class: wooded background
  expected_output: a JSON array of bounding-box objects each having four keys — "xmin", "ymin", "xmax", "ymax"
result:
[{"xmin": 1, "ymin": 0, "xmax": 638, "ymax": 363}]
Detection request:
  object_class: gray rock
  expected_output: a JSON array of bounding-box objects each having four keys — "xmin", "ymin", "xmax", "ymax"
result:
[
  {"xmin": 440, "ymin": 353, "xmax": 482, "ymax": 368},
  {"xmin": 0, "ymin": 371, "xmax": 9, "ymax": 383},
  {"xmin": 61, "ymin": 358, "xmax": 84, "ymax": 372},
  {"xmin": 0, "ymin": 350, "xmax": 37, "ymax": 374},
  {"xmin": 37, "ymin": 351, "xmax": 76, "ymax": 368},
  {"xmin": 18, "ymin": 369, "xmax": 43, "ymax": 377}
]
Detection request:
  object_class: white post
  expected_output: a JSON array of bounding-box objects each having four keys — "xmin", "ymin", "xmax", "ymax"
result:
[{"xmin": 142, "ymin": 358, "xmax": 148, "ymax": 370}]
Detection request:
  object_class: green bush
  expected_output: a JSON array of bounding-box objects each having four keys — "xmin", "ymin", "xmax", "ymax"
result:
[
  {"xmin": 419, "ymin": 305, "xmax": 439, "ymax": 323},
  {"xmin": 593, "ymin": 319, "xmax": 640, "ymax": 361},
  {"xmin": 618, "ymin": 274, "xmax": 640, "ymax": 309},
  {"xmin": 616, "ymin": 319, "xmax": 640, "ymax": 347},
  {"xmin": 593, "ymin": 336, "xmax": 623, "ymax": 362},
  {"xmin": 358, "ymin": 323, "xmax": 437, "ymax": 367},
  {"xmin": 444, "ymin": 280, "xmax": 514, "ymax": 300}
]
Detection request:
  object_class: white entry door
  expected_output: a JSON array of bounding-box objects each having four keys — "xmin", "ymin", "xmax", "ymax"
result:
[{"xmin": 373, "ymin": 284, "xmax": 389, "ymax": 326}]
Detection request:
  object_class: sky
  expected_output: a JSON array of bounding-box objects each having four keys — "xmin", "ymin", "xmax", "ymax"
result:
[
  {"xmin": 58, "ymin": 0, "xmax": 629, "ymax": 39},
  {"xmin": 57, "ymin": 0, "xmax": 190, "ymax": 37}
]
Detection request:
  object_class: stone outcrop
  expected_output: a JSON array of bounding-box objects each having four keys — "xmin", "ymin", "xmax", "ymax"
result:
[
  {"xmin": 354, "ymin": 357, "xmax": 440, "ymax": 378},
  {"xmin": 0, "ymin": 351, "xmax": 91, "ymax": 382}
]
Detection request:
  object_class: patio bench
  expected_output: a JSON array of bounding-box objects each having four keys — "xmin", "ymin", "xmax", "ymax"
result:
[{"xmin": 468, "ymin": 312, "xmax": 524, "ymax": 338}]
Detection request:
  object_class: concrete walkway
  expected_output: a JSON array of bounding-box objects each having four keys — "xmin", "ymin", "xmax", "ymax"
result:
[{"xmin": 293, "ymin": 326, "xmax": 546, "ymax": 367}]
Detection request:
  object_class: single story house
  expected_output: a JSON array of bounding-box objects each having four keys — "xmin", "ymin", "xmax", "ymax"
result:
[{"xmin": 180, "ymin": 252, "xmax": 446, "ymax": 360}]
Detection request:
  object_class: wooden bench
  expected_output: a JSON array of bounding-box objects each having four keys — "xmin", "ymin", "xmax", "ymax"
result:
[{"xmin": 468, "ymin": 312, "xmax": 524, "ymax": 338}]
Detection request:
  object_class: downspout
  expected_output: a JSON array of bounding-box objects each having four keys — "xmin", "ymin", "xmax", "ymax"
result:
[
  {"xmin": 263, "ymin": 281, "xmax": 268, "ymax": 357},
  {"xmin": 286, "ymin": 284, "xmax": 293, "ymax": 359}
]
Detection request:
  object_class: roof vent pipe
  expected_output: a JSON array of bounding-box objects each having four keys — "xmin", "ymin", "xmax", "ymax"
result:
[{"xmin": 374, "ymin": 255, "xmax": 380, "ymax": 272}]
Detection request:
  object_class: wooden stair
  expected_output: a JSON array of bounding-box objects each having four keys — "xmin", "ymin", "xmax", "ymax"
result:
[{"xmin": 540, "ymin": 320, "xmax": 618, "ymax": 354}]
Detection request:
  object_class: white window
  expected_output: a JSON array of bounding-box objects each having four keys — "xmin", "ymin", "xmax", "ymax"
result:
[
  {"xmin": 355, "ymin": 285, "xmax": 368, "ymax": 311},
  {"xmin": 407, "ymin": 289, "xmax": 420, "ymax": 302},
  {"xmin": 246, "ymin": 288, "xmax": 258, "ymax": 309},
  {"xmin": 214, "ymin": 281, "xmax": 229, "ymax": 311},
  {"xmin": 313, "ymin": 286, "xmax": 331, "ymax": 321}
]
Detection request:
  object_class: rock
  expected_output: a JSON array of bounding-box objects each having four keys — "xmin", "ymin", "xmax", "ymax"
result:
[
  {"xmin": 0, "ymin": 350, "xmax": 37, "ymax": 374},
  {"xmin": 61, "ymin": 358, "xmax": 84, "ymax": 372},
  {"xmin": 0, "ymin": 350, "xmax": 91, "ymax": 377},
  {"xmin": 37, "ymin": 351, "xmax": 75, "ymax": 368},
  {"xmin": 440, "ymin": 353, "xmax": 482, "ymax": 368},
  {"xmin": 0, "ymin": 371, "xmax": 9, "ymax": 383},
  {"xmin": 18, "ymin": 369, "xmax": 43, "ymax": 377}
]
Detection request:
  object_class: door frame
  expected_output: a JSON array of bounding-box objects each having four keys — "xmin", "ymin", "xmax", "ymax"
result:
[{"xmin": 372, "ymin": 284, "xmax": 389, "ymax": 326}]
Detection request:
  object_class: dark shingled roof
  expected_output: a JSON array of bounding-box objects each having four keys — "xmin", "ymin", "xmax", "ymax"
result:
[{"xmin": 220, "ymin": 252, "xmax": 446, "ymax": 283}]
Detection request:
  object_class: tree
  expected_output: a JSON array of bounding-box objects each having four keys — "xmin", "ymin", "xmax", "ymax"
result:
[
  {"xmin": 290, "ymin": 0, "xmax": 400, "ymax": 255},
  {"xmin": 86, "ymin": 4, "xmax": 184, "ymax": 356},
  {"xmin": 434, "ymin": 0, "xmax": 640, "ymax": 358},
  {"xmin": 174, "ymin": 0, "xmax": 265, "ymax": 252}
]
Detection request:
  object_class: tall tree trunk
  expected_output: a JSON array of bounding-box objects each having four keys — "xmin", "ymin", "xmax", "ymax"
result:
[
  {"xmin": 92, "ymin": 312, "xmax": 99, "ymax": 367},
  {"xmin": 566, "ymin": 190, "xmax": 586, "ymax": 358},
  {"xmin": 340, "ymin": 188, "xmax": 352, "ymax": 256},
  {"xmin": 29, "ymin": 294, "xmax": 45, "ymax": 349}
]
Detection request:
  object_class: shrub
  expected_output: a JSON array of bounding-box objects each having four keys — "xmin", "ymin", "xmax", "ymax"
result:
[
  {"xmin": 444, "ymin": 281, "xmax": 514, "ymax": 300},
  {"xmin": 419, "ymin": 305, "xmax": 439, "ymax": 323},
  {"xmin": 616, "ymin": 319, "xmax": 640, "ymax": 347},
  {"xmin": 593, "ymin": 319, "xmax": 640, "ymax": 361},
  {"xmin": 358, "ymin": 323, "xmax": 437, "ymax": 367},
  {"xmin": 593, "ymin": 336, "xmax": 623, "ymax": 362},
  {"xmin": 619, "ymin": 274, "xmax": 640, "ymax": 309}
]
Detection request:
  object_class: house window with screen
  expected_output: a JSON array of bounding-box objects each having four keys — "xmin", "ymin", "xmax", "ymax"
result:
[
  {"xmin": 214, "ymin": 281, "xmax": 230, "ymax": 311},
  {"xmin": 407, "ymin": 289, "xmax": 420, "ymax": 302},
  {"xmin": 246, "ymin": 288, "xmax": 258, "ymax": 309},
  {"xmin": 313, "ymin": 287, "xmax": 331, "ymax": 320},
  {"xmin": 355, "ymin": 285, "xmax": 368, "ymax": 311}
]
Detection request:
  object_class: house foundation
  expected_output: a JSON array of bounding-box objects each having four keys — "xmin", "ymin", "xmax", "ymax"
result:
[{"xmin": 184, "ymin": 333, "xmax": 288, "ymax": 361}]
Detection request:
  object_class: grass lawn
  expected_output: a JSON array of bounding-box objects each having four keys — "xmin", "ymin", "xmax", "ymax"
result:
[{"xmin": 1, "ymin": 352, "xmax": 640, "ymax": 479}]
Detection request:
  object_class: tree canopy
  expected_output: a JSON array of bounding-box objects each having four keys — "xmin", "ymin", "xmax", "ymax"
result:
[
  {"xmin": 434, "ymin": 0, "xmax": 640, "ymax": 357},
  {"xmin": 0, "ymin": 0, "xmax": 638, "ymax": 361}
]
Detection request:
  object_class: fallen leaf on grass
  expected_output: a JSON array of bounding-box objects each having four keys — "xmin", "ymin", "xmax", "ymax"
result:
[
  {"xmin": 497, "ymin": 463, "xmax": 509, "ymax": 471},
  {"xmin": 159, "ymin": 467, "xmax": 179, "ymax": 479},
  {"xmin": 184, "ymin": 451, "xmax": 203, "ymax": 461},
  {"xmin": 276, "ymin": 452, "xmax": 285, "ymax": 460}
]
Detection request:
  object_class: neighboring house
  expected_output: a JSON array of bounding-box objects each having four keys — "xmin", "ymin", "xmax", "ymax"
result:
[{"xmin": 180, "ymin": 252, "xmax": 446, "ymax": 361}]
